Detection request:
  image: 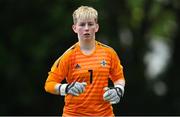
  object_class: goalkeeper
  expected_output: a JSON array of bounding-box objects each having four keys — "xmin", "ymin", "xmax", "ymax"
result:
[{"xmin": 44, "ymin": 5, "xmax": 125, "ymax": 116}]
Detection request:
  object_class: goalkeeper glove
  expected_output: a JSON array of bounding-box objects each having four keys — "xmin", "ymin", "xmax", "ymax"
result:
[
  {"xmin": 103, "ymin": 86, "xmax": 123, "ymax": 104},
  {"xmin": 59, "ymin": 82, "xmax": 87, "ymax": 96}
]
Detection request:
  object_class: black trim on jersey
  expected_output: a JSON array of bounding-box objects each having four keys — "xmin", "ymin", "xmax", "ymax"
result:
[
  {"xmin": 97, "ymin": 41, "xmax": 111, "ymax": 48},
  {"xmin": 56, "ymin": 60, "xmax": 60, "ymax": 68},
  {"xmin": 56, "ymin": 43, "xmax": 77, "ymax": 68},
  {"xmin": 70, "ymin": 45, "xmax": 76, "ymax": 50}
]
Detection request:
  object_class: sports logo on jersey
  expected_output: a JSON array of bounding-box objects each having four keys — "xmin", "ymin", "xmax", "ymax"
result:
[
  {"xmin": 100, "ymin": 59, "xmax": 107, "ymax": 67},
  {"xmin": 75, "ymin": 64, "xmax": 81, "ymax": 69}
]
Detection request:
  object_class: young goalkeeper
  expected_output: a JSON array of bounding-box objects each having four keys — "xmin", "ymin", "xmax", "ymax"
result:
[{"xmin": 44, "ymin": 5, "xmax": 126, "ymax": 116}]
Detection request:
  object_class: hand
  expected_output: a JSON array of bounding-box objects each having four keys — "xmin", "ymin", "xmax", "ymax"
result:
[
  {"xmin": 103, "ymin": 87, "xmax": 122, "ymax": 104},
  {"xmin": 66, "ymin": 82, "xmax": 87, "ymax": 96}
]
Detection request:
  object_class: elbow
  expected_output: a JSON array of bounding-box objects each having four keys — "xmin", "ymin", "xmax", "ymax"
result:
[
  {"xmin": 44, "ymin": 81, "xmax": 59, "ymax": 95},
  {"xmin": 44, "ymin": 82, "xmax": 49, "ymax": 93},
  {"xmin": 44, "ymin": 81, "xmax": 53, "ymax": 93}
]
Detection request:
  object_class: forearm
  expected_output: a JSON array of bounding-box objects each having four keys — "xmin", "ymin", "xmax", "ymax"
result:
[
  {"xmin": 114, "ymin": 79, "xmax": 125, "ymax": 96},
  {"xmin": 44, "ymin": 72, "xmax": 63, "ymax": 95},
  {"xmin": 44, "ymin": 81, "xmax": 61, "ymax": 95}
]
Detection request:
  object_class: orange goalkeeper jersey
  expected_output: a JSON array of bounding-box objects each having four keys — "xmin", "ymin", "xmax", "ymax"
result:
[{"xmin": 45, "ymin": 41, "xmax": 125, "ymax": 116}]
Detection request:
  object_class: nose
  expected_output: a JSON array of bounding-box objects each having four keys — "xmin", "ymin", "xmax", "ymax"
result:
[{"xmin": 85, "ymin": 24, "xmax": 89, "ymax": 30}]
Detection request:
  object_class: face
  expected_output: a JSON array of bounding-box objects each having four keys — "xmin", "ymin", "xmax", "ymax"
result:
[{"xmin": 72, "ymin": 18, "xmax": 99, "ymax": 43}]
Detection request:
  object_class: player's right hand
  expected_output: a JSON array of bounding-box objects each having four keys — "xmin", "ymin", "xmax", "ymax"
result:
[{"xmin": 65, "ymin": 82, "xmax": 87, "ymax": 96}]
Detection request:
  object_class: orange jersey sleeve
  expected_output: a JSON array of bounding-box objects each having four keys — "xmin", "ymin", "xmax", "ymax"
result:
[
  {"xmin": 44, "ymin": 44, "xmax": 75, "ymax": 95},
  {"xmin": 109, "ymin": 48, "xmax": 125, "ymax": 83}
]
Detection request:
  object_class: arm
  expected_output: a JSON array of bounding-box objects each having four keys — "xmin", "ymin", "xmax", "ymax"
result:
[
  {"xmin": 44, "ymin": 56, "xmax": 66, "ymax": 95},
  {"xmin": 44, "ymin": 51, "xmax": 87, "ymax": 96},
  {"xmin": 103, "ymin": 49, "xmax": 125, "ymax": 104}
]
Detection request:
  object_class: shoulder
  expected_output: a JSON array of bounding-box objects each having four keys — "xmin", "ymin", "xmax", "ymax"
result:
[
  {"xmin": 51, "ymin": 43, "xmax": 78, "ymax": 68},
  {"xmin": 96, "ymin": 41, "xmax": 117, "ymax": 54},
  {"xmin": 63, "ymin": 43, "xmax": 78, "ymax": 55},
  {"xmin": 96, "ymin": 41, "xmax": 112, "ymax": 49},
  {"xmin": 58, "ymin": 42, "xmax": 78, "ymax": 61}
]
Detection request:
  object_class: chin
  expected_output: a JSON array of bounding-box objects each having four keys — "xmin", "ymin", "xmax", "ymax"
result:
[{"xmin": 83, "ymin": 37, "xmax": 92, "ymax": 41}]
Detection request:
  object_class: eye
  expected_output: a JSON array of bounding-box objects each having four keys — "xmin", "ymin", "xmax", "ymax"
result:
[
  {"xmin": 79, "ymin": 23, "xmax": 85, "ymax": 26},
  {"xmin": 88, "ymin": 23, "xmax": 94, "ymax": 26}
]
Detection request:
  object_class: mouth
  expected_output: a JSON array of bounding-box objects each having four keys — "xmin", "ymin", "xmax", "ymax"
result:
[{"xmin": 84, "ymin": 33, "xmax": 90, "ymax": 36}]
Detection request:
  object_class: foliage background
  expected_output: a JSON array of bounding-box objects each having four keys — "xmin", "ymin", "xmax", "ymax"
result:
[{"xmin": 0, "ymin": 0, "xmax": 180, "ymax": 115}]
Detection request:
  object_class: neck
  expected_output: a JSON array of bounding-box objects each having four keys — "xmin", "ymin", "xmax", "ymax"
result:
[
  {"xmin": 79, "ymin": 39, "xmax": 95, "ymax": 51},
  {"xmin": 79, "ymin": 40, "xmax": 96, "ymax": 55}
]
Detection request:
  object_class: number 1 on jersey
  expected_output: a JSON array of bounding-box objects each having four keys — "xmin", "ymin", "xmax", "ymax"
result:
[{"xmin": 88, "ymin": 70, "xmax": 93, "ymax": 84}]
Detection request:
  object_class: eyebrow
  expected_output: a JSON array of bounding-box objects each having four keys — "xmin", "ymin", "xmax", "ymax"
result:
[{"xmin": 78, "ymin": 21, "xmax": 95, "ymax": 23}]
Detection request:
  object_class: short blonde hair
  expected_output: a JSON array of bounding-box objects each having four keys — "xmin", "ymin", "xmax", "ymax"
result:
[{"xmin": 72, "ymin": 6, "xmax": 98, "ymax": 24}]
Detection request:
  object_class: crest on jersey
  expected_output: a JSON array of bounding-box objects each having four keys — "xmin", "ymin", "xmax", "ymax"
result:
[
  {"xmin": 75, "ymin": 64, "xmax": 81, "ymax": 69},
  {"xmin": 100, "ymin": 59, "xmax": 107, "ymax": 67}
]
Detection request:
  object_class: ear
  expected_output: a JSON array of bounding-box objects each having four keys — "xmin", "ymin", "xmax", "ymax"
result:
[
  {"xmin": 72, "ymin": 24, "xmax": 77, "ymax": 33},
  {"xmin": 95, "ymin": 24, "xmax": 99, "ymax": 32}
]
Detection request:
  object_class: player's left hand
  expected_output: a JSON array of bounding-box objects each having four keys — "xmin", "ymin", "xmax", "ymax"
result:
[{"xmin": 103, "ymin": 87, "xmax": 122, "ymax": 104}]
